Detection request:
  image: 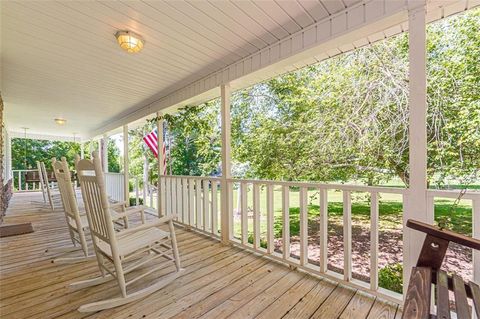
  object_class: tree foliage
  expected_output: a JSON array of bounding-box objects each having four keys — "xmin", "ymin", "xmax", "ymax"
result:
[
  {"xmin": 230, "ymin": 9, "xmax": 480, "ymax": 186},
  {"xmin": 11, "ymin": 138, "xmax": 121, "ymax": 172}
]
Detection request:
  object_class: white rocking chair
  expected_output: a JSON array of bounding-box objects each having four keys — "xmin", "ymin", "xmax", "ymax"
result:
[
  {"xmin": 46, "ymin": 157, "xmax": 135, "ymax": 263},
  {"xmin": 46, "ymin": 157, "xmax": 95, "ymax": 264},
  {"xmin": 70, "ymin": 151, "xmax": 182, "ymax": 312},
  {"xmin": 32, "ymin": 161, "xmax": 56, "ymax": 210}
]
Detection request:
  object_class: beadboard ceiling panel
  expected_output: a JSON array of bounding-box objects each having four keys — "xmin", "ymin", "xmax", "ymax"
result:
[
  {"xmin": 1, "ymin": 0, "xmax": 478, "ymax": 141},
  {"xmin": 3, "ymin": 0, "xmax": 359, "ymax": 139}
]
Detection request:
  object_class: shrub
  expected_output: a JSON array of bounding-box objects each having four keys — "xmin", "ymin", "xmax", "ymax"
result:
[
  {"xmin": 247, "ymin": 233, "xmax": 268, "ymax": 249},
  {"xmin": 129, "ymin": 197, "xmax": 143, "ymax": 206},
  {"xmin": 378, "ymin": 263, "xmax": 403, "ymax": 294}
]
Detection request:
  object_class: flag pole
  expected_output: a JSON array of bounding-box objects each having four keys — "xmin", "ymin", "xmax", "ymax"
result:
[{"xmin": 156, "ymin": 112, "xmax": 164, "ymax": 217}]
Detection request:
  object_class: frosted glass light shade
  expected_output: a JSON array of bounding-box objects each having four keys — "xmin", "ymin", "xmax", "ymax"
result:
[{"xmin": 115, "ymin": 31, "xmax": 144, "ymax": 53}]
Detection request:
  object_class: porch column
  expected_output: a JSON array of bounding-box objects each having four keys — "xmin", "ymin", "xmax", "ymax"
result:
[
  {"xmin": 88, "ymin": 140, "xmax": 93, "ymax": 159},
  {"xmin": 220, "ymin": 84, "xmax": 232, "ymax": 244},
  {"xmin": 156, "ymin": 112, "xmax": 165, "ymax": 217},
  {"xmin": 403, "ymin": 1, "xmax": 428, "ymax": 294},
  {"xmin": 80, "ymin": 142, "xmax": 85, "ymax": 159},
  {"xmin": 102, "ymin": 134, "xmax": 108, "ymax": 172},
  {"xmin": 123, "ymin": 125, "xmax": 129, "ymax": 206}
]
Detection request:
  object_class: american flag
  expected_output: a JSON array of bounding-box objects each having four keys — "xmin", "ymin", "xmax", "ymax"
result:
[{"xmin": 143, "ymin": 125, "xmax": 167, "ymax": 175}]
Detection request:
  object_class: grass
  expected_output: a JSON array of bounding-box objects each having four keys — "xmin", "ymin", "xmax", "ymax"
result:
[
  {"xmin": 130, "ymin": 184, "xmax": 476, "ymax": 237},
  {"xmin": 229, "ymin": 187, "xmax": 474, "ymax": 239}
]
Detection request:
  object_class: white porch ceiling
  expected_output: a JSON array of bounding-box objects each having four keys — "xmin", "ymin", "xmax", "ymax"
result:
[{"xmin": 1, "ymin": 0, "xmax": 478, "ymax": 141}]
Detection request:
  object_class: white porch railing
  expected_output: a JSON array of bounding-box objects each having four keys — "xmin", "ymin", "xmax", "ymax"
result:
[
  {"xmin": 158, "ymin": 175, "xmax": 480, "ymax": 303},
  {"xmin": 160, "ymin": 175, "xmax": 221, "ymax": 239},
  {"xmin": 104, "ymin": 172, "xmax": 125, "ymax": 202},
  {"xmin": 11, "ymin": 169, "xmax": 40, "ymax": 191},
  {"xmin": 426, "ymin": 189, "xmax": 480, "ymax": 287}
]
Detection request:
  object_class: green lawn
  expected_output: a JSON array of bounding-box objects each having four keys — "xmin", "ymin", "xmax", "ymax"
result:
[
  {"xmin": 131, "ymin": 184, "xmax": 476, "ymax": 237},
  {"xmin": 229, "ymin": 187, "xmax": 474, "ymax": 240}
]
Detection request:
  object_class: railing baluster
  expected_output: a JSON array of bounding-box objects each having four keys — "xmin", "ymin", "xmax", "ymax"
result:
[
  {"xmin": 182, "ymin": 178, "xmax": 187, "ymax": 224},
  {"xmin": 149, "ymin": 183, "xmax": 154, "ymax": 208},
  {"xmin": 240, "ymin": 182, "xmax": 248, "ymax": 245},
  {"xmin": 267, "ymin": 184, "xmax": 274, "ymax": 254},
  {"xmin": 18, "ymin": 171, "xmax": 22, "ymax": 191},
  {"xmin": 171, "ymin": 178, "xmax": 177, "ymax": 218},
  {"xmin": 426, "ymin": 193, "xmax": 435, "ymax": 224},
  {"xmin": 370, "ymin": 192, "xmax": 379, "ymax": 290},
  {"xmin": 211, "ymin": 180, "xmax": 218, "ymax": 235},
  {"xmin": 203, "ymin": 180, "xmax": 210, "ymax": 232},
  {"xmin": 343, "ymin": 190, "xmax": 352, "ymax": 281},
  {"xmin": 195, "ymin": 179, "xmax": 202, "ymax": 229},
  {"xmin": 319, "ymin": 188, "xmax": 328, "ymax": 273},
  {"xmin": 300, "ymin": 186, "xmax": 308, "ymax": 266},
  {"xmin": 253, "ymin": 183, "xmax": 260, "ymax": 250},
  {"xmin": 176, "ymin": 178, "xmax": 182, "ymax": 221},
  {"xmin": 165, "ymin": 178, "xmax": 171, "ymax": 216},
  {"xmin": 188, "ymin": 179, "xmax": 195, "ymax": 226},
  {"xmin": 227, "ymin": 181, "xmax": 233, "ymax": 239},
  {"xmin": 282, "ymin": 185, "xmax": 290, "ymax": 260},
  {"xmin": 135, "ymin": 177, "xmax": 139, "ymax": 206}
]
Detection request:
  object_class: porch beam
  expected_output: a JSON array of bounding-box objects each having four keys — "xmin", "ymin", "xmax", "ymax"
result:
[
  {"xmin": 220, "ymin": 84, "xmax": 232, "ymax": 244},
  {"xmin": 123, "ymin": 125, "xmax": 129, "ymax": 206},
  {"xmin": 157, "ymin": 112, "xmax": 165, "ymax": 217},
  {"xmin": 403, "ymin": 0, "xmax": 428, "ymax": 296}
]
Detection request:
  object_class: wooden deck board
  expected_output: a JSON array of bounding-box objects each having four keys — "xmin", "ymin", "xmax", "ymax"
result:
[{"xmin": 0, "ymin": 192, "xmax": 400, "ymax": 318}]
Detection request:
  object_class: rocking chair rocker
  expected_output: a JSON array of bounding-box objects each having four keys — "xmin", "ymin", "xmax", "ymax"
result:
[{"xmin": 70, "ymin": 152, "xmax": 182, "ymax": 312}]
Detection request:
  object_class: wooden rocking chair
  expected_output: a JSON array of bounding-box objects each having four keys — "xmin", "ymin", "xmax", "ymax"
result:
[
  {"xmin": 46, "ymin": 157, "xmax": 134, "ymax": 263},
  {"xmin": 402, "ymin": 219, "xmax": 480, "ymax": 319},
  {"xmin": 46, "ymin": 157, "xmax": 95, "ymax": 264},
  {"xmin": 31, "ymin": 161, "xmax": 55, "ymax": 210},
  {"xmin": 70, "ymin": 151, "xmax": 182, "ymax": 312}
]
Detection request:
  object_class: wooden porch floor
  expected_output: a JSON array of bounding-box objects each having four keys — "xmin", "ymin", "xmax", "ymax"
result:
[{"xmin": 0, "ymin": 192, "xmax": 401, "ymax": 319}]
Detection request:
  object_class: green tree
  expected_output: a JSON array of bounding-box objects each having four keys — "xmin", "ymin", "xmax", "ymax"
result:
[
  {"xmin": 164, "ymin": 101, "xmax": 221, "ymax": 176},
  {"xmin": 12, "ymin": 138, "xmax": 121, "ymax": 172},
  {"xmin": 12, "ymin": 138, "xmax": 81, "ymax": 170},
  {"xmin": 231, "ymin": 9, "xmax": 480, "ymax": 187}
]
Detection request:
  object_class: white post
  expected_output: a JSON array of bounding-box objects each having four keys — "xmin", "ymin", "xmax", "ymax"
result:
[
  {"xmin": 80, "ymin": 142, "xmax": 85, "ymax": 159},
  {"xmin": 157, "ymin": 112, "xmax": 165, "ymax": 217},
  {"xmin": 135, "ymin": 177, "xmax": 139, "ymax": 205},
  {"xmin": 89, "ymin": 140, "xmax": 94, "ymax": 159},
  {"xmin": 220, "ymin": 84, "xmax": 232, "ymax": 244},
  {"xmin": 403, "ymin": 0, "xmax": 428, "ymax": 295},
  {"xmin": 123, "ymin": 125, "xmax": 129, "ymax": 206},
  {"xmin": 143, "ymin": 154, "xmax": 148, "ymax": 205},
  {"xmin": 102, "ymin": 134, "xmax": 108, "ymax": 173}
]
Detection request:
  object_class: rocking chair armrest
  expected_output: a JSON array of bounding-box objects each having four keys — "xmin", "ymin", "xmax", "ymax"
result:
[
  {"xmin": 109, "ymin": 201, "xmax": 128, "ymax": 209},
  {"xmin": 111, "ymin": 206, "xmax": 148, "ymax": 220},
  {"xmin": 407, "ymin": 219, "xmax": 480, "ymax": 250},
  {"xmin": 117, "ymin": 215, "xmax": 176, "ymax": 237}
]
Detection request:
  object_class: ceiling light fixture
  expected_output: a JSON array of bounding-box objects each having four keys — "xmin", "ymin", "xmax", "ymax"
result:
[
  {"xmin": 115, "ymin": 30, "xmax": 145, "ymax": 53},
  {"xmin": 54, "ymin": 118, "xmax": 67, "ymax": 125}
]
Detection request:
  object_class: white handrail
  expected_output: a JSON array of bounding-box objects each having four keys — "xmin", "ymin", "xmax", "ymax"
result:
[
  {"xmin": 11, "ymin": 169, "xmax": 39, "ymax": 192},
  {"xmin": 158, "ymin": 174, "xmax": 480, "ymax": 304}
]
